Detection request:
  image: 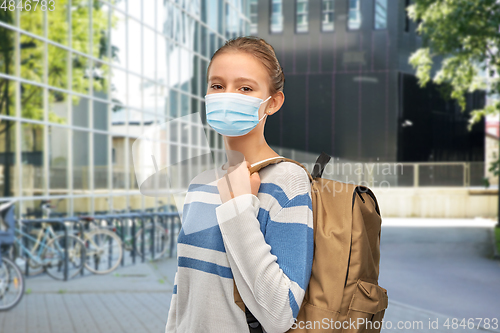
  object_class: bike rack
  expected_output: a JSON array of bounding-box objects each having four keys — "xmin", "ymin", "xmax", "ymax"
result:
[
  {"xmin": 15, "ymin": 211, "xmax": 182, "ymax": 280},
  {"xmin": 140, "ymin": 213, "xmax": 156, "ymax": 261},
  {"xmin": 117, "ymin": 214, "xmax": 137, "ymax": 265},
  {"xmin": 62, "ymin": 217, "xmax": 86, "ymax": 276},
  {"xmin": 128, "ymin": 213, "xmax": 145, "ymax": 263},
  {"xmin": 148, "ymin": 212, "xmax": 180, "ymax": 258},
  {"xmin": 170, "ymin": 213, "xmax": 182, "ymax": 258},
  {"xmin": 109, "ymin": 213, "xmax": 145, "ymax": 264}
]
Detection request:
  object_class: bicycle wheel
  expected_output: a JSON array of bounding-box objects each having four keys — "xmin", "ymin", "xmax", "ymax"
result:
[
  {"xmin": 0, "ymin": 257, "xmax": 25, "ymax": 311},
  {"xmin": 84, "ymin": 229, "xmax": 123, "ymax": 275},
  {"xmin": 135, "ymin": 224, "xmax": 170, "ymax": 260},
  {"xmin": 12, "ymin": 238, "xmax": 45, "ymax": 277},
  {"xmin": 42, "ymin": 235, "xmax": 86, "ymax": 280}
]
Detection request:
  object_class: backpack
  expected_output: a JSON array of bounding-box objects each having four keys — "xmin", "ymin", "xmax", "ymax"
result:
[{"xmin": 233, "ymin": 152, "xmax": 388, "ymax": 333}]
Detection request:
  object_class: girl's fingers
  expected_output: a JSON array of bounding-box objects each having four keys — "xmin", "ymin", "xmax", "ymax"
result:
[
  {"xmin": 249, "ymin": 171, "xmax": 261, "ymax": 196},
  {"xmin": 218, "ymin": 159, "xmax": 263, "ymax": 201}
]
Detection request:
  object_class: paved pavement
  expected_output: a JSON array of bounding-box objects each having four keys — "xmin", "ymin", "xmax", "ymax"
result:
[
  {"xmin": 0, "ymin": 256, "xmax": 178, "ymax": 333},
  {"xmin": 0, "ymin": 217, "xmax": 499, "ymax": 333},
  {"xmin": 379, "ymin": 217, "xmax": 500, "ymax": 333}
]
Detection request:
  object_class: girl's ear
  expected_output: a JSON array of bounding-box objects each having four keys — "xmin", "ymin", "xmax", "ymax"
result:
[{"xmin": 266, "ymin": 91, "xmax": 285, "ymax": 116}]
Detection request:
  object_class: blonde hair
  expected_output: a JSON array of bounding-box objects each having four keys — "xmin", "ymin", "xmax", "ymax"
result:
[{"xmin": 207, "ymin": 36, "xmax": 285, "ymax": 95}]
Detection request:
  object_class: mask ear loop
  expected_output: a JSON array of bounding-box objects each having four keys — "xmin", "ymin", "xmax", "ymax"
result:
[{"xmin": 258, "ymin": 96, "xmax": 273, "ymax": 122}]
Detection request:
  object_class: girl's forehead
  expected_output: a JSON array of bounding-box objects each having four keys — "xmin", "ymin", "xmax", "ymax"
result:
[
  {"xmin": 209, "ymin": 52, "xmax": 268, "ymax": 79},
  {"xmin": 210, "ymin": 52, "xmax": 266, "ymax": 72}
]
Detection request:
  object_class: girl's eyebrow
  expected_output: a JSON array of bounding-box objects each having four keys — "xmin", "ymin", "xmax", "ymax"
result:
[
  {"xmin": 208, "ymin": 76, "xmax": 259, "ymax": 86},
  {"xmin": 208, "ymin": 76, "xmax": 225, "ymax": 83},
  {"xmin": 234, "ymin": 77, "xmax": 259, "ymax": 86}
]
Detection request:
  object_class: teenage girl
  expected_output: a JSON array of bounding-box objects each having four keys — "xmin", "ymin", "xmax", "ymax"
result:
[{"xmin": 165, "ymin": 36, "xmax": 314, "ymax": 333}]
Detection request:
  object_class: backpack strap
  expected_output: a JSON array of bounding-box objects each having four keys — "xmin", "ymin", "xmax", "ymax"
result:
[
  {"xmin": 249, "ymin": 156, "xmax": 314, "ymax": 182},
  {"xmin": 245, "ymin": 306, "xmax": 264, "ymax": 333},
  {"xmin": 311, "ymin": 151, "xmax": 331, "ymax": 179}
]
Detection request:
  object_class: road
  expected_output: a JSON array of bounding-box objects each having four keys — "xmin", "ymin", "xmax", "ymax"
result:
[{"xmin": 379, "ymin": 218, "xmax": 500, "ymax": 332}]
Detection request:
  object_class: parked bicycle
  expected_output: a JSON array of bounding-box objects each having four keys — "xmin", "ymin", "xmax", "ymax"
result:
[
  {"xmin": 0, "ymin": 202, "xmax": 25, "ymax": 311},
  {"xmin": 14, "ymin": 220, "xmax": 86, "ymax": 280},
  {"xmin": 77, "ymin": 217, "xmax": 123, "ymax": 275}
]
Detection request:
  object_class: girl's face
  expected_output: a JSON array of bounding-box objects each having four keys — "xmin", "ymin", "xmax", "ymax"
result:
[{"xmin": 206, "ymin": 51, "xmax": 272, "ymax": 115}]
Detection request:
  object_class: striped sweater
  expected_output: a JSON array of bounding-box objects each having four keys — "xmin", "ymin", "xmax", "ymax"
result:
[{"xmin": 165, "ymin": 159, "xmax": 314, "ymax": 333}]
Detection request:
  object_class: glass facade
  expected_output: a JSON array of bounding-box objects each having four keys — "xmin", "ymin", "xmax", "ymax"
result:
[
  {"xmin": 270, "ymin": 0, "xmax": 283, "ymax": 34},
  {"xmin": 348, "ymin": 0, "xmax": 361, "ymax": 30},
  {"xmin": 0, "ymin": 0, "xmax": 251, "ymax": 218},
  {"xmin": 250, "ymin": 0, "xmax": 258, "ymax": 34},
  {"xmin": 374, "ymin": 0, "xmax": 388, "ymax": 30},
  {"xmin": 321, "ymin": 0, "xmax": 335, "ymax": 32},
  {"xmin": 404, "ymin": 0, "xmax": 411, "ymax": 32},
  {"xmin": 296, "ymin": 0, "xmax": 309, "ymax": 33}
]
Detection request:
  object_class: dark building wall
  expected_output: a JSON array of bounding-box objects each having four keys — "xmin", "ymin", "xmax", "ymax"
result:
[
  {"xmin": 397, "ymin": 73, "xmax": 485, "ymax": 162},
  {"xmin": 259, "ymin": 0, "xmax": 402, "ymax": 162},
  {"xmin": 256, "ymin": 0, "xmax": 485, "ymax": 162}
]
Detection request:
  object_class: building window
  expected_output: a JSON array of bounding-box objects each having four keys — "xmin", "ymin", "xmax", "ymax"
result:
[
  {"xmin": 374, "ymin": 0, "xmax": 387, "ymax": 30},
  {"xmin": 296, "ymin": 0, "xmax": 309, "ymax": 33},
  {"xmin": 347, "ymin": 0, "xmax": 361, "ymax": 30},
  {"xmin": 321, "ymin": 0, "xmax": 335, "ymax": 32},
  {"xmin": 270, "ymin": 0, "xmax": 283, "ymax": 33},
  {"xmin": 404, "ymin": 0, "xmax": 410, "ymax": 32},
  {"xmin": 250, "ymin": 0, "xmax": 258, "ymax": 34}
]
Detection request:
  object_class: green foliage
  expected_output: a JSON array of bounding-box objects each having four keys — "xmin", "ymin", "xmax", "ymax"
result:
[
  {"xmin": 408, "ymin": 0, "xmax": 500, "ymax": 111},
  {"xmin": 0, "ymin": 0, "xmax": 112, "ymax": 123},
  {"xmin": 0, "ymin": 0, "xmax": 115, "ymax": 196},
  {"xmin": 482, "ymin": 177, "xmax": 490, "ymax": 188},
  {"xmin": 408, "ymin": 0, "xmax": 500, "ymax": 174},
  {"xmin": 495, "ymin": 226, "xmax": 500, "ymax": 254},
  {"xmin": 488, "ymin": 151, "xmax": 500, "ymax": 177},
  {"xmin": 469, "ymin": 101, "xmax": 500, "ymax": 129}
]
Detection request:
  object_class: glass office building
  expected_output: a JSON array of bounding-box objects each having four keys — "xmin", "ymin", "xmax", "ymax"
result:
[{"xmin": 0, "ymin": 0, "xmax": 251, "ymax": 218}]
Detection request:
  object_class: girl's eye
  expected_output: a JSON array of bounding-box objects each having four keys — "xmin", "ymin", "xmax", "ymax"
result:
[
  {"xmin": 241, "ymin": 87, "xmax": 252, "ymax": 92},
  {"xmin": 211, "ymin": 84, "xmax": 223, "ymax": 90}
]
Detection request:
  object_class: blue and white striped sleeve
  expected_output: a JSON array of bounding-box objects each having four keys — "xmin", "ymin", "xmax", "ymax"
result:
[
  {"xmin": 264, "ymin": 187, "xmax": 314, "ymax": 320},
  {"xmin": 215, "ymin": 168, "xmax": 313, "ymax": 333},
  {"xmin": 165, "ymin": 271, "xmax": 178, "ymax": 333}
]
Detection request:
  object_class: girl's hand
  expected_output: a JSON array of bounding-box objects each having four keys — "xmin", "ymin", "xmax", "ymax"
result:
[{"xmin": 217, "ymin": 161, "xmax": 261, "ymax": 203}]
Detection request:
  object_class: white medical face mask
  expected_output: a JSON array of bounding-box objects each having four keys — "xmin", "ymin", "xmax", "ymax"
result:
[{"xmin": 204, "ymin": 93, "xmax": 272, "ymax": 137}]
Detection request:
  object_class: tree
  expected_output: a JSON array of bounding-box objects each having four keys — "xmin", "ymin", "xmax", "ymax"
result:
[
  {"xmin": 408, "ymin": 0, "xmax": 500, "ymax": 174},
  {"xmin": 0, "ymin": 0, "xmax": 112, "ymax": 196}
]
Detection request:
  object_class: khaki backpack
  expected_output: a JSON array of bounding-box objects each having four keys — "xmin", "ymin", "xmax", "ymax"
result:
[{"xmin": 234, "ymin": 152, "xmax": 388, "ymax": 333}]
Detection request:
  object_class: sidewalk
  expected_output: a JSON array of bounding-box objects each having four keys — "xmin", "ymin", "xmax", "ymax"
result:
[{"xmin": 0, "ymin": 257, "xmax": 177, "ymax": 333}]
